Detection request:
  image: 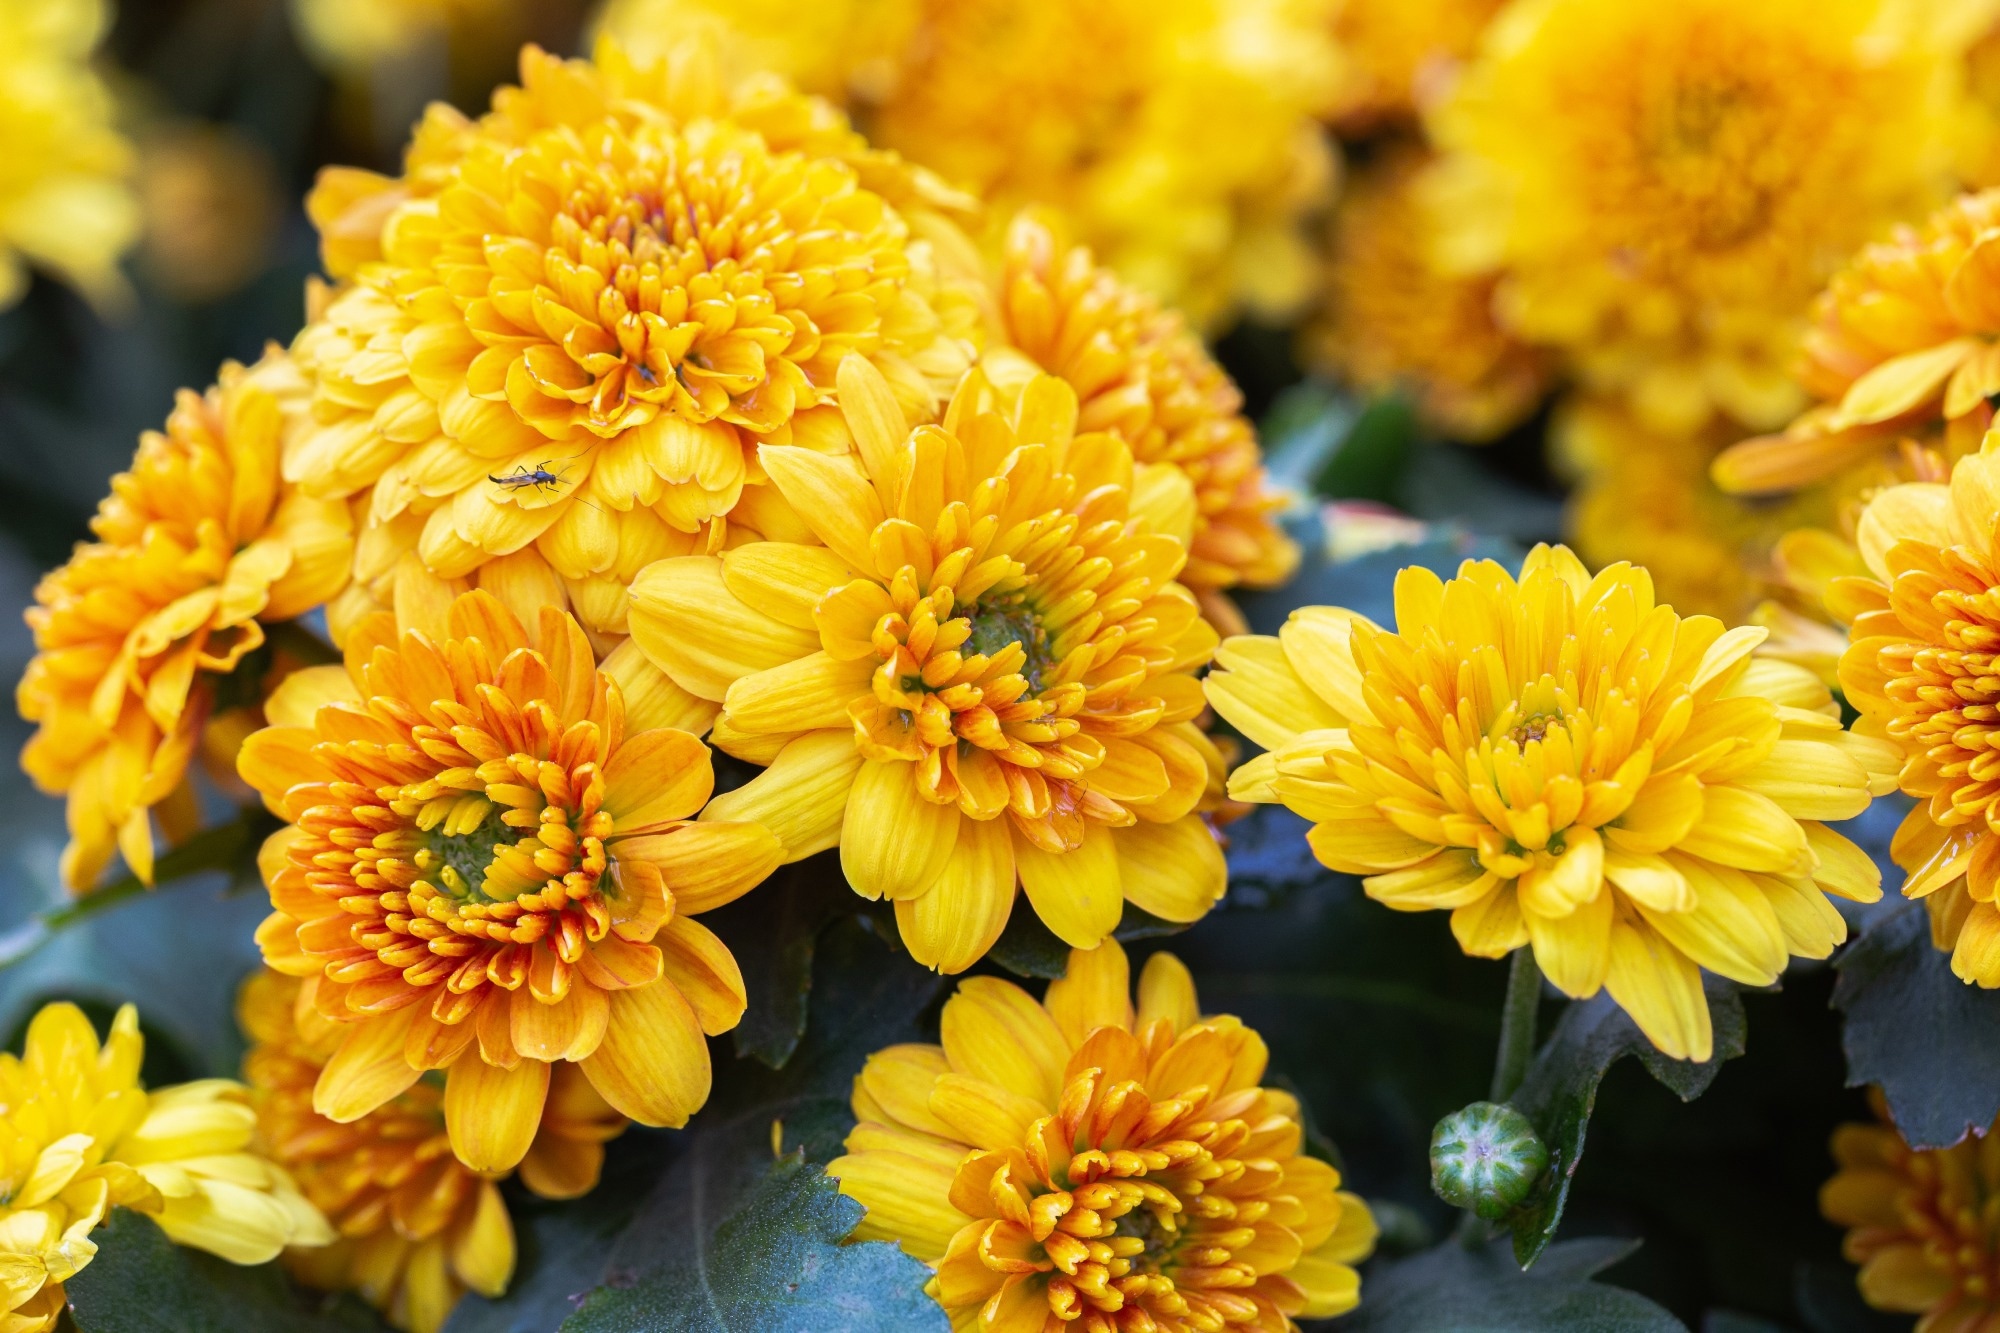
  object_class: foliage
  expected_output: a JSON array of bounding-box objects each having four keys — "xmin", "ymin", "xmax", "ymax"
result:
[{"xmin": 1338, "ymin": 1238, "xmax": 1684, "ymax": 1332}]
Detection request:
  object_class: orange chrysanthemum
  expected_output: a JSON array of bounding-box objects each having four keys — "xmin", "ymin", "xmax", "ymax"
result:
[
  {"xmin": 1715, "ymin": 189, "xmax": 2000, "ymax": 497},
  {"xmin": 989, "ymin": 214, "xmax": 1297, "ymax": 631},
  {"xmin": 830, "ymin": 939, "xmax": 1376, "ymax": 1331},
  {"xmin": 18, "ymin": 353, "xmax": 353, "ymax": 890},
  {"xmin": 240, "ymin": 969, "xmax": 623, "ymax": 1333},
  {"xmin": 289, "ymin": 38, "xmax": 977, "ymax": 634},
  {"xmin": 238, "ymin": 587, "xmax": 782, "ymax": 1174},
  {"xmin": 1304, "ymin": 144, "xmax": 1548, "ymax": 445},
  {"xmin": 629, "ymin": 358, "xmax": 1225, "ymax": 972}
]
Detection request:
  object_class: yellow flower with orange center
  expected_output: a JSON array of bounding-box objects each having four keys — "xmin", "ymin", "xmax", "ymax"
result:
[
  {"xmin": 1822, "ymin": 1097, "xmax": 2000, "ymax": 1329},
  {"xmin": 830, "ymin": 939, "xmax": 1376, "ymax": 1331},
  {"xmin": 629, "ymin": 358, "xmax": 1224, "ymax": 972},
  {"xmin": 287, "ymin": 38, "xmax": 978, "ymax": 635},
  {"xmin": 1205, "ymin": 544, "xmax": 1896, "ymax": 1062},
  {"xmin": 1715, "ymin": 189, "xmax": 2000, "ymax": 498},
  {"xmin": 1828, "ymin": 444, "xmax": 2000, "ymax": 984},
  {"xmin": 1324, "ymin": 0, "xmax": 1507, "ymax": 132},
  {"xmin": 989, "ymin": 213, "xmax": 1298, "ymax": 630},
  {"xmin": 1425, "ymin": 0, "xmax": 1967, "ymax": 437},
  {"xmin": 1303, "ymin": 144, "xmax": 1548, "ymax": 445},
  {"xmin": 0, "ymin": 0, "xmax": 137, "ymax": 310},
  {"xmin": 857, "ymin": 0, "xmax": 1341, "ymax": 330},
  {"xmin": 238, "ymin": 970, "xmax": 624, "ymax": 1333},
  {"xmin": 0, "ymin": 1000, "xmax": 333, "ymax": 1333},
  {"xmin": 237, "ymin": 587, "xmax": 783, "ymax": 1174},
  {"xmin": 18, "ymin": 354, "xmax": 354, "ymax": 891}
]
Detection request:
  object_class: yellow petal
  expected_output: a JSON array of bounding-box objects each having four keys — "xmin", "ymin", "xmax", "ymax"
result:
[
  {"xmin": 450, "ymin": 1181, "xmax": 516, "ymax": 1298},
  {"xmin": 701, "ymin": 730, "xmax": 860, "ymax": 860},
  {"xmin": 1603, "ymin": 917, "xmax": 1711, "ymax": 1063},
  {"xmin": 723, "ymin": 652, "xmax": 875, "ymax": 735},
  {"xmin": 1279, "ymin": 607, "xmax": 1373, "ymax": 722},
  {"xmin": 1676, "ymin": 786, "xmax": 1811, "ymax": 875},
  {"xmin": 1016, "ymin": 822, "xmax": 1123, "ymax": 948},
  {"xmin": 841, "ymin": 759, "xmax": 961, "ymax": 901},
  {"xmin": 601, "ymin": 638, "xmax": 720, "ymax": 736},
  {"xmin": 720, "ymin": 542, "xmax": 856, "ymax": 628},
  {"xmin": 1830, "ymin": 338, "xmax": 1977, "ymax": 429},
  {"xmin": 826, "ymin": 1152, "xmax": 965, "ymax": 1261},
  {"xmin": 627, "ymin": 555, "xmax": 819, "ymax": 700},
  {"xmin": 897, "ymin": 815, "xmax": 1016, "ymax": 974},
  {"xmin": 927, "ymin": 1074, "xmax": 1046, "ymax": 1152},
  {"xmin": 313, "ymin": 1009, "xmax": 422, "ymax": 1123},
  {"xmin": 1136, "ymin": 951, "xmax": 1199, "ymax": 1034},
  {"xmin": 856, "ymin": 1044, "xmax": 957, "ymax": 1138},
  {"xmin": 1802, "ymin": 822, "xmax": 1882, "ymax": 903},
  {"xmin": 262, "ymin": 665, "xmax": 361, "ymax": 730},
  {"xmin": 1110, "ymin": 818, "xmax": 1225, "ymax": 924},
  {"xmin": 1044, "ymin": 939, "xmax": 1135, "ymax": 1047},
  {"xmin": 1527, "ymin": 876, "xmax": 1612, "ymax": 998},
  {"xmin": 656, "ymin": 915, "xmax": 747, "ymax": 1035},
  {"xmin": 603, "ymin": 728, "xmax": 712, "ymax": 829},
  {"xmin": 758, "ymin": 445, "xmax": 886, "ymax": 573},
  {"xmin": 1204, "ymin": 635, "xmax": 1347, "ymax": 751},
  {"xmin": 580, "ymin": 980, "xmax": 710, "ymax": 1127},
  {"xmin": 617, "ymin": 819, "xmax": 784, "ymax": 914},
  {"xmin": 1855, "ymin": 482, "xmax": 1951, "ymax": 582},
  {"xmin": 445, "ymin": 1056, "xmax": 550, "ymax": 1173},
  {"xmin": 939, "ymin": 975, "xmax": 1069, "ymax": 1106}
]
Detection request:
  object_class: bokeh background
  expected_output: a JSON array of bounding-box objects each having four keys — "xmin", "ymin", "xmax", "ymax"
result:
[{"xmin": 0, "ymin": 2, "xmax": 1918, "ymax": 1329}]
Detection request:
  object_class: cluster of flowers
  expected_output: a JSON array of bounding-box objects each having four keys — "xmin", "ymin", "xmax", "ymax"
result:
[{"xmin": 23, "ymin": 2, "xmax": 2000, "ymax": 1330}]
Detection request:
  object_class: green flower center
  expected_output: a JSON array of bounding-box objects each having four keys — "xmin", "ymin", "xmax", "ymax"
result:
[
  {"xmin": 418, "ymin": 806, "xmax": 518, "ymax": 904},
  {"xmin": 966, "ymin": 599, "xmax": 1051, "ymax": 693}
]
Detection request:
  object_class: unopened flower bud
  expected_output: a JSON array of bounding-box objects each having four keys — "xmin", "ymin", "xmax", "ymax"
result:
[{"xmin": 1430, "ymin": 1101, "xmax": 1548, "ymax": 1220}]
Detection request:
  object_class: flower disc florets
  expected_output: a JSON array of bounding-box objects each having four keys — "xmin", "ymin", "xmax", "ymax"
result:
[
  {"xmin": 629, "ymin": 358, "xmax": 1226, "ymax": 973},
  {"xmin": 1206, "ymin": 544, "xmax": 1896, "ymax": 1061},
  {"xmin": 831, "ymin": 940, "xmax": 1377, "ymax": 1331},
  {"xmin": 240, "ymin": 588, "xmax": 782, "ymax": 1173}
]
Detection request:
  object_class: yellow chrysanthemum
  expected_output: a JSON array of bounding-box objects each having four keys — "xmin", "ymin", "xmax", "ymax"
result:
[
  {"xmin": 1559, "ymin": 395, "xmax": 1835, "ymax": 624},
  {"xmin": 288, "ymin": 38, "xmax": 978, "ymax": 635},
  {"xmin": 1303, "ymin": 144, "xmax": 1548, "ymax": 445},
  {"xmin": 1822, "ymin": 1097, "xmax": 2000, "ymax": 1330},
  {"xmin": 857, "ymin": 0, "xmax": 1340, "ymax": 330},
  {"xmin": 1827, "ymin": 443, "xmax": 2000, "ymax": 983},
  {"xmin": 1425, "ymin": 0, "xmax": 1967, "ymax": 437},
  {"xmin": 1715, "ymin": 190, "xmax": 2000, "ymax": 498},
  {"xmin": 831, "ymin": 939, "xmax": 1376, "ymax": 1331},
  {"xmin": 1205, "ymin": 544, "xmax": 1896, "ymax": 1062},
  {"xmin": 628, "ymin": 358, "xmax": 1225, "ymax": 972},
  {"xmin": 0, "ymin": 1000, "xmax": 332, "ymax": 1332},
  {"xmin": 988, "ymin": 213, "xmax": 1298, "ymax": 629},
  {"xmin": 237, "ymin": 587, "xmax": 783, "ymax": 1173},
  {"xmin": 1323, "ymin": 0, "xmax": 1507, "ymax": 132},
  {"xmin": 592, "ymin": 0, "xmax": 921, "ymax": 102},
  {"xmin": 18, "ymin": 354, "xmax": 355, "ymax": 891},
  {"xmin": 0, "ymin": 0, "xmax": 136, "ymax": 309},
  {"xmin": 239, "ymin": 970, "xmax": 624, "ymax": 1333}
]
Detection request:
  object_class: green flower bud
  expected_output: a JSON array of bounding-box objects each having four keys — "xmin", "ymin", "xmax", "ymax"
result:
[{"xmin": 1430, "ymin": 1101, "xmax": 1548, "ymax": 1221}]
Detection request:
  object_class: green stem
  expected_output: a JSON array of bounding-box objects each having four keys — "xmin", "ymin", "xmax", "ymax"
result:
[
  {"xmin": 0, "ymin": 808, "xmax": 274, "ymax": 971},
  {"xmin": 1490, "ymin": 948, "xmax": 1543, "ymax": 1103}
]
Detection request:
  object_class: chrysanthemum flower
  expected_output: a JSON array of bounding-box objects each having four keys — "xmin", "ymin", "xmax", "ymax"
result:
[
  {"xmin": 856, "ymin": 0, "xmax": 1340, "ymax": 330},
  {"xmin": 629, "ymin": 357, "xmax": 1224, "ymax": 972},
  {"xmin": 989, "ymin": 213, "xmax": 1297, "ymax": 629},
  {"xmin": 0, "ymin": 999, "xmax": 332, "ymax": 1332},
  {"xmin": 1828, "ymin": 445, "xmax": 2000, "ymax": 983},
  {"xmin": 1821, "ymin": 1097, "xmax": 2000, "ymax": 1329},
  {"xmin": 831, "ymin": 939, "xmax": 1376, "ymax": 1330},
  {"xmin": 1323, "ymin": 0, "xmax": 1506, "ymax": 132},
  {"xmin": 1303, "ymin": 145, "xmax": 1547, "ymax": 445},
  {"xmin": 1714, "ymin": 190, "xmax": 2000, "ymax": 498},
  {"xmin": 288, "ymin": 37, "xmax": 978, "ymax": 634},
  {"xmin": 18, "ymin": 354, "xmax": 355, "ymax": 891},
  {"xmin": 1425, "ymin": 0, "xmax": 1967, "ymax": 436},
  {"xmin": 238, "ymin": 587, "xmax": 782, "ymax": 1171},
  {"xmin": 0, "ymin": 0, "xmax": 137, "ymax": 309},
  {"xmin": 1206, "ymin": 544, "xmax": 1895, "ymax": 1062},
  {"xmin": 593, "ymin": 0, "xmax": 920, "ymax": 102},
  {"xmin": 238, "ymin": 970, "xmax": 624, "ymax": 1333}
]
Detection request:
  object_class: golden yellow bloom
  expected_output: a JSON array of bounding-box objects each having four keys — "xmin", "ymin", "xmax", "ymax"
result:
[
  {"xmin": 989, "ymin": 213, "xmax": 1298, "ymax": 626},
  {"xmin": 831, "ymin": 939, "xmax": 1376, "ymax": 1331},
  {"xmin": 1829, "ymin": 444, "xmax": 2000, "ymax": 983},
  {"xmin": 1206, "ymin": 544, "xmax": 1895, "ymax": 1062},
  {"xmin": 1715, "ymin": 190, "xmax": 2000, "ymax": 497},
  {"xmin": 1324, "ymin": 0, "xmax": 1506, "ymax": 132},
  {"xmin": 1559, "ymin": 395, "xmax": 1835, "ymax": 624},
  {"xmin": 1303, "ymin": 145, "xmax": 1548, "ymax": 444},
  {"xmin": 1822, "ymin": 1098, "xmax": 2000, "ymax": 1329},
  {"xmin": 1426, "ymin": 0, "xmax": 1967, "ymax": 436},
  {"xmin": 0, "ymin": 1000, "xmax": 332, "ymax": 1332},
  {"xmin": 0, "ymin": 0, "xmax": 136, "ymax": 309},
  {"xmin": 238, "ymin": 587, "xmax": 782, "ymax": 1173},
  {"xmin": 18, "ymin": 354, "xmax": 355, "ymax": 891},
  {"xmin": 239, "ymin": 970, "xmax": 623, "ymax": 1333},
  {"xmin": 592, "ymin": 0, "xmax": 921, "ymax": 102},
  {"xmin": 289, "ymin": 38, "xmax": 977, "ymax": 635},
  {"xmin": 629, "ymin": 358, "xmax": 1224, "ymax": 972},
  {"xmin": 859, "ymin": 0, "xmax": 1340, "ymax": 330}
]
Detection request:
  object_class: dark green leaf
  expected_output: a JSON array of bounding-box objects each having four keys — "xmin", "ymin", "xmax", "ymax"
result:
[
  {"xmin": 1701, "ymin": 1314, "xmax": 1793, "ymax": 1333},
  {"xmin": 1831, "ymin": 899, "xmax": 2000, "ymax": 1148},
  {"xmin": 986, "ymin": 901, "xmax": 1186, "ymax": 980},
  {"xmin": 1313, "ymin": 393, "xmax": 1415, "ymax": 502},
  {"xmin": 699, "ymin": 855, "xmax": 859, "ymax": 1068},
  {"xmin": 562, "ymin": 1155, "xmax": 943, "ymax": 1333},
  {"xmin": 1337, "ymin": 1237, "xmax": 1685, "ymax": 1332},
  {"xmin": 1508, "ymin": 981, "xmax": 1747, "ymax": 1267},
  {"xmin": 66, "ymin": 1211, "xmax": 386, "ymax": 1332},
  {"xmin": 1791, "ymin": 1261, "xmax": 1905, "ymax": 1333}
]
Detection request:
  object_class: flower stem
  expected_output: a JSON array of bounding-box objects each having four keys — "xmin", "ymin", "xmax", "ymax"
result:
[{"xmin": 1490, "ymin": 948, "xmax": 1543, "ymax": 1103}]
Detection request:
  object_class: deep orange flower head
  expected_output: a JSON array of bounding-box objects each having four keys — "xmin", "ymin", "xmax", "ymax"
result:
[{"xmin": 239, "ymin": 587, "xmax": 782, "ymax": 1174}]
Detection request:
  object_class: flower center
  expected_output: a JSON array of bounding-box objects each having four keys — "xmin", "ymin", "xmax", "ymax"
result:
[
  {"xmin": 1507, "ymin": 712, "xmax": 1563, "ymax": 747},
  {"xmin": 418, "ymin": 805, "xmax": 520, "ymax": 904},
  {"xmin": 964, "ymin": 598, "xmax": 1051, "ymax": 694},
  {"xmin": 1881, "ymin": 580, "xmax": 2000, "ymax": 828}
]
